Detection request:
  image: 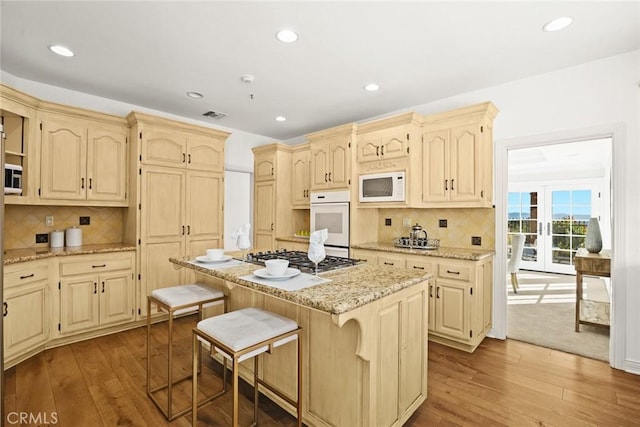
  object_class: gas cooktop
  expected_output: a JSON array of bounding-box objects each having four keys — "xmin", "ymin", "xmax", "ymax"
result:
[{"xmin": 245, "ymin": 250, "xmax": 361, "ymax": 274}]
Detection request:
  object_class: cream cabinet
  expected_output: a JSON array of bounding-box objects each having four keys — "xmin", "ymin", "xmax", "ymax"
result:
[
  {"xmin": 39, "ymin": 111, "xmax": 128, "ymax": 205},
  {"xmin": 351, "ymin": 248, "xmax": 492, "ymax": 352},
  {"xmin": 3, "ymin": 260, "xmax": 50, "ymax": 366},
  {"xmin": 421, "ymin": 102, "xmax": 498, "ymax": 207},
  {"xmin": 252, "ymin": 144, "xmax": 294, "ymax": 251},
  {"xmin": 58, "ymin": 252, "xmax": 135, "ymax": 335},
  {"xmin": 307, "ymin": 123, "xmax": 355, "ymax": 191},
  {"xmin": 291, "ymin": 144, "xmax": 311, "ymax": 207},
  {"xmin": 126, "ymin": 112, "xmax": 229, "ymax": 318},
  {"xmin": 1, "ymin": 84, "xmax": 39, "ymax": 204},
  {"xmin": 357, "ymin": 122, "xmax": 413, "ymax": 163},
  {"xmin": 276, "ymin": 239, "xmax": 309, "ymax": 252}
]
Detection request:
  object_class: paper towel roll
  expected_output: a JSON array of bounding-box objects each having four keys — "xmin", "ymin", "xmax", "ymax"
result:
[
  {"xmin": 65, "ymin": 226, "xmax": 83, "ymax": 247},
  {"xmin": 50, "ymin": 230, "xmax": 64, "ymax": 248}
]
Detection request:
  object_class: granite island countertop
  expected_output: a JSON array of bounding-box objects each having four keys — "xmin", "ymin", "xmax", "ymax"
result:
[
  {"xmin": 170, "ymin": 257, "xmax": 431, "ymax": 315},
  {"xmin": 3, "ymin": 243, "xmax": 136, "ymax": 265},
  {"xmin": 351, "ymin": 241, "xmax": 495, "ymax": 261}
]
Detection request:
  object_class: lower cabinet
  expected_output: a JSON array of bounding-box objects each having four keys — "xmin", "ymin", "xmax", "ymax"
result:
[
  {"xmin": 58, "ymin": 252, "xmax": 135, "ymax": 335},
  {"xmin": 351, "ymin": 248, "xmax": 493, "ymax": 352},
  {"xmin": 275, "ymin": 240, "xmax": 309, "ymax": 252},
  {"xmin": 3, "ymin": 260, "xmax": 50, "ymax": 365}
]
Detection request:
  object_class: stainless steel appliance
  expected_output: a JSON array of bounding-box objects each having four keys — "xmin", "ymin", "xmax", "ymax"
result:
[
  {"xmin": 358, "ymin": 171, "xmax": 405, "ymax": 203},
  {"xmin": 310, "ymin": 190, "xmax": 350, "ymax": 258},
  {"xmin": 245, "ymin": 250, "xmax": 361, "ymax": 274},
  {"xmin": 4, "ymin": 163, "xmax": 22, "ymax": 195}
]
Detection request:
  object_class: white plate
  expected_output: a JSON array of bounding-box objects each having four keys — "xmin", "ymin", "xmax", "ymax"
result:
[
  {"xmin": 253, "ymin": 268, "xmax": 301, "ymax": 280},
  {"xmin": 195, "ymin": 255, "xmax": 233, "ymax": 263}
]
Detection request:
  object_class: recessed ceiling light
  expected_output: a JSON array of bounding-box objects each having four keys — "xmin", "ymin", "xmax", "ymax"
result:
[
  {"xmin": 364, "ymin": 83, "xmax": 380, "ymax": 92},
  {"xmin": 543, "ymin": 16, "xmax": 573, "ymax": 32},
  {"xmin": 275, "ymin": 116, "xmax": 287, "ymax": 122},
  {"xmin": 276, "ymin": 29, "xmax": 298, "ymax": 43},
  {"xmin": 186, "ymin": 91, "xmax": 204, "ymax": 99},
  {"xmin": 48, "ymin": 45, "xmax": 74, "ymax": 57}
]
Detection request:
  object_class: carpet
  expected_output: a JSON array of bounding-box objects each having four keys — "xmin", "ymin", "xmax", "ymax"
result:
[{"xmin": 507, "ymin": 271, "xmax": 610, "ymax": 362}]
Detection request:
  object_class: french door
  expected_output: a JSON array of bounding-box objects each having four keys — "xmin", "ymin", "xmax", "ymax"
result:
[{"xmin": 508, "ymin": 183, "xmax": 602, "ymax": 274}]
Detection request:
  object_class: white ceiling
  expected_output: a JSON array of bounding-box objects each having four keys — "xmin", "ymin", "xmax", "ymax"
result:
[{"xmin": 1, "ymin": 1, "xmax": 638, "ymax": 140}]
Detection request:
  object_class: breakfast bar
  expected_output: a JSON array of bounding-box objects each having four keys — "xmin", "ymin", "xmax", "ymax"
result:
[{"xmin": 170, "ymin": 257, "xmax": 430, "ymax": 427}]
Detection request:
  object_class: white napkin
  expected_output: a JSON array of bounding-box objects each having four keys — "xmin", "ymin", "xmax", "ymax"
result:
[
  {"xmin": 232, "ymin": 223, "xmax": 251, "ymax": 250},
  {"xmin": 308, "ymin": 229, "xmax": 328, "ymax": 264}
]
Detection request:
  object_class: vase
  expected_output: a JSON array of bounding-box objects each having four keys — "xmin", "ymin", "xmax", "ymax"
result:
[{"xmin": 585, "ymin": 217, "xmax": 603, "ymax": 253}]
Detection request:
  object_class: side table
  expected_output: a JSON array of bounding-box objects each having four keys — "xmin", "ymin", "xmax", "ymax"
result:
[{"xmin": 574, "ymin": 250, "xmax": 611, "ymax": 332}]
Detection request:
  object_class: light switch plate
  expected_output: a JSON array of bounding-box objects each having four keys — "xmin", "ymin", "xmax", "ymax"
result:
[
  {"xmin": 45, "ymin": 215, "xmax": 54, "ymax": 226},
  {"xmin": 402, "ymin": 218, "xmax": 411, "ymax": 227}
]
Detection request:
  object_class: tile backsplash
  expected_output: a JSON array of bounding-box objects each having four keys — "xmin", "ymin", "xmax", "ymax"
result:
[
  {"xmin": 4, "ymin": 205, "xmax": 125, "ymax": 250},
  {"xmin": 378, "ymin": 207, "xmax": 495, "ymax": 250}
]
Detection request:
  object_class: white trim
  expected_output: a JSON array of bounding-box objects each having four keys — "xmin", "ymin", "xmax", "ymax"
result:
[{"xmin": 494, "ymin": 123, "xmax": 626, "ymax": 370}]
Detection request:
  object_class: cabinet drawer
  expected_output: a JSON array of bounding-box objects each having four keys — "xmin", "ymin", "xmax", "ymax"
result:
[
  {"xmin": 60, "ymin": 254, "xmax": 133, "ymax": 276},
  {"xmin": 406, "ymin": 258, "xmax": 435, "ymax": 273},
  {"xmin": 5, "ymin": 264, "xmax": 49, "ymax": 288},
  {"xmin": 438, "ymin": 262, "xmax": 472, "ymax": 281},
  {"xmin": 378, "ymin": 255, "xmax": 406, "ymax": 269}
]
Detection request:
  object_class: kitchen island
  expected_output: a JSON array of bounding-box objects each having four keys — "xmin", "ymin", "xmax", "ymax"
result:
[{"xmin": 170, "ymin": 257, "xmax": 430, "ymax": 427}]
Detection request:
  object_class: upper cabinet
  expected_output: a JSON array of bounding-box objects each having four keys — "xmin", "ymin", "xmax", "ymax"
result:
[
  {"xmin": 129, "ymin": 112, "xmax": 226, "ymax": 172},
  {"xmin": 291, "ymin": 143, "xmax": 311, "ymax": 208},
  {"xmin": 307, "ymin": 123, "xmax": 355, "ymax": 191},
  {"xmin": 421, "ymin": 102, "xmax": 498, "ymax": 208},
  {"xmin": 1, "ymin": 85, "xmax": 40, "ymax": 204},
  {"xmin": 254, "ymin": 149, "xmax": 277, "ymax": 182},
  {"xmin": 39, "ymin": 105, "xmax": 129, "ymax": 206},
  {"xmin": 357, "ymin": 113, "xmax": 421, "ymax": 165}
]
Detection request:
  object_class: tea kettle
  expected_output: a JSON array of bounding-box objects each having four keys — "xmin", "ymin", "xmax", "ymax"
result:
[{"xmin": 410, "ymin": 223, "xmax": 427, "ymax": 240}]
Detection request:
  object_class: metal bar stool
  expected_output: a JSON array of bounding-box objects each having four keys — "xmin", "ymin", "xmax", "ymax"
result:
[
  {"xmin": 147, "ymin": 283, "xmax": 227, "ymax": 420},
  {"xmin": 191, "ymin": 307, "xmax": 302, "ymax": 427}
]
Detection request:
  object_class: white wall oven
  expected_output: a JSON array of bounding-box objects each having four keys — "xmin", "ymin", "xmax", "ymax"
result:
[{"xmin": 310, "ymin": 190, "xmax": 350, "ymax": 258}]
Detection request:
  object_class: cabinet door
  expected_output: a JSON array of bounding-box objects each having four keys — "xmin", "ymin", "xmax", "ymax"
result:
[
  {"xmin": 87, "ymin": 124, "xmax": 127, "ymax": 202},
  {"xmin": 328, "ymin": 141, "xmax": 349, "ymax": 188},
  {"xmin": 187, "ymin": 136, "xmax": 224, "ymax": 172},
  {"xmin": 254, "ymin": 181, "xmax": 275, "ymax": 250},
  {"xmin": 40, "ymin": 118, "xmax": 87, "ymax": 200},
  {"xmin": 60, "ymin": 275, "xmax": 99, "ymax": 334},
  {"xmin": 310, "ymin": 146, "xmax": 329, "ymax": 190},
  {"xmin": 357, "ymin": 138, "xmax": 381, "ymax": 163},
  {"xmin": 350, "ymin": 249, "xmax": 378, "ymax": 264},
  {"xmin": 99, "ymin": 271, "xmax": 134, "ymax": 327},
  {"xmin": 141, "ymin": 167, "xmax": 186, "ymax": 244},
  {"xmin": 255, "ymin": 152, "xmax": 276, "ymax": 182},
  {"xmin": 422, "ymin": 129, "xmax": 449, "ymax": 202},
  {"xmin": 4, "ymin": 281, "xmax": 48, "ymax": 361},
  {"xmin": 378, "ymin": 128, "xmax": 409, "ymax": 160},
  {"xmin": 292, "ymin": 150, "xmax": 310, "ymax": 206},
  {"xmin": 186, "ymin": 171, "xmax": 223, "ymax": 243},
  {"xmin": 449, "ymin": 123, "xmax": 480, "ymax": 202},
  {"xmin": 142, "ymin": 128, "xmax": 187, "ymax": 167},
  {"xmin": 434, "ymin": 280, "xmax": 470, "ymax": 341}
]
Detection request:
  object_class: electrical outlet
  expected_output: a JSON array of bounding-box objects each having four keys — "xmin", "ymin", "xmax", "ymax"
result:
[
  {"xmin": 36, "ymin": 233, "xmax": 49, "ymax": 244},
  {"xmin": 439, "ymin": 219, "xmax": 447, "ymax": 228},
  {"xmin": 45, "ymin": 215, "xmax": 54, "ymax": 227},
  {"xmin": 79, "ymin": 216, "xmax": 90, "ymax": 225},
  {"xmin": 385, "ymin": 218, "xmax": 392, "ymax": 226},
  {"xmin": 471, "ymin": 236, "xmax": 482, "ymax": 246},
  {"xmin": 402, "ymin": 218, "xmax": 411, "ymax": 227}
]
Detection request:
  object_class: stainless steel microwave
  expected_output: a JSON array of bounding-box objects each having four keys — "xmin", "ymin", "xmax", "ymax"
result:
[
  {"xmin": 358, "ymin": 171, "xmax": 405, "ymax": 203},
  {"xmin": 4, "ymin": 164, "xmax": 23, "ymax": 195}
]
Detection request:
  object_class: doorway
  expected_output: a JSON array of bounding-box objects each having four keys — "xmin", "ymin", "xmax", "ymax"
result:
[{"xmin": 505, "ymin": 137, "xmax": 612, "ymax": 359}]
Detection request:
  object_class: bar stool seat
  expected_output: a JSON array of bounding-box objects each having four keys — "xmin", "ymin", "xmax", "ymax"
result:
[
  {"xmin": 147, "ymin": 283, "xmax": 227, "ymax": 421},
  {"xmin": 192, "ymin": 307, "xmax": 302, "ymax": 427}
]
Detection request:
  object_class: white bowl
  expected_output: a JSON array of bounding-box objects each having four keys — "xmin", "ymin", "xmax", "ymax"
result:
[
  {"xmin": 265, "ymin": 259, "xmax": 289, "ymax": 277},
  {"xmin": 206, "ymin": 248, "xmax": 224, "ymax": 260}
]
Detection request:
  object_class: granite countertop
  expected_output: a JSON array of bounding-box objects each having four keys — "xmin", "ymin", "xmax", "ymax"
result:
[
  {"xmin": 276, "ymin": 235, "xmax": 310, "ymax": 244},
  {"xmin": 170, "ymin": 257, "xmax": 430, "ymax": 315},
  {"xmin": 351, "ymin": 242, "xmax": 495, "ymax": 261},
  {"xmin": 3, "ymin": 243, "xmax": 136, "ymax": 265}
]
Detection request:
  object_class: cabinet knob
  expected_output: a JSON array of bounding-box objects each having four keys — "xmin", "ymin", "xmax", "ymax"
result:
[
  {"xmin": 451, "ymin": 179, "xmax": 454, "ymax": 191},
  {"xmin": 182, "ymin": 225, "xmax": 185, "ymax": 235},
  {"xmin": 380, "ymin": 145, "xmax": 384, "ymax": 156},
  {"xmin": 328, "ymin": 172, "xmax": 332, "ymax": 182},
  {"xmin": 81, "ymin": 178, "xmax": 85, "ymax": 189},
  {"xmin": 94, "ymin": 282, "xmax": 97, "ymax": 294},
  {"xmin": 444, "ymin": 179, "xmax": 448, "ymax": 191},
  {"xmin": 182, "ymin": 153, "xmax": 186, "ymax": 163},
  {"xmin": 188, "ymin": 153, "xmax": 191, "ymax": 164},
  {"xmin": 102, "ymin": 282, "xmax": 105, "ymax": 293},
  {"xmin": 89, "ymin": 178, "xmax": 92, "ymax": 189},
  {"xmin": 429, "ymin": 285, "xmax": 433, "ymax": 298},
  {"xmin": 376, "ymin": 146, "xmax": 379, "ymax": 156},
  {"xmin": 92, "ymin": 264, "xmax": 106, "ymax": 268},
  {"xmin": 3, "ymin": 302, "xmax": 7, "ymax": 317},
  {"xmin": 187, "ymin": 225, "xmax": 191, "ymax": 235},
  {"xmin": 436, "ymin": 286, "xmax": 440, "ymax": 299},
  {"xmin": 19, "ymin": 273, "xmax": 34, "ymax": 280},
  {"xmin": 324, "ymin": 173, "xmax": 328, "ymax": 182}
]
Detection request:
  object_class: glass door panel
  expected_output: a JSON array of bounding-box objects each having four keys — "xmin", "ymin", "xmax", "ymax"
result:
[{"xmin": 507, "ymin": 191, "xmax": 542, "ymax": 271}]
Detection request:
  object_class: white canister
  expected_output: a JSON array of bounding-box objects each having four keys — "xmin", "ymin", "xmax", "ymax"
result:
[
  {"xmin": 65, "ymin": 226, "xmax": 83, "ymax": 247},
  {"xmin": 50, "ymin": 230, "xmax": 64, "ymax": 248}
]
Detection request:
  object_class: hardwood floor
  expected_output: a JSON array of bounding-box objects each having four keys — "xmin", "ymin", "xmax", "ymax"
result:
[{"xmin": 4, "ymin": 315, "xmax": 640, "ymax": 426}]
